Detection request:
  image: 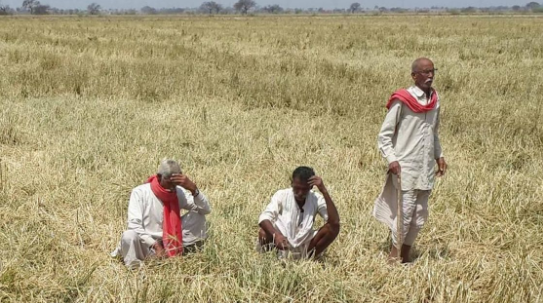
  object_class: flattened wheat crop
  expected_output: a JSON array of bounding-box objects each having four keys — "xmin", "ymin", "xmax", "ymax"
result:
[{"xmin": 0, "ymin": 15, "xmax": 542, "ymax": 302}]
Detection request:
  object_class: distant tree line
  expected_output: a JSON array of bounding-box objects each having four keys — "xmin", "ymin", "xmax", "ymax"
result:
[{"xmin": 0, "ymin": 0, "xmax": 542, "ymax": 16}]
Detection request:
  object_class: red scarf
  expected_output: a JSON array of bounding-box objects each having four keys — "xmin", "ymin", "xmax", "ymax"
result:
[
  {"xmin": 386, "ymin": 88, "xmax": 437, "ymax": 113},
  {"xmin": 147, "ymin": 175, "xmax": 183, "ymax": 257}
]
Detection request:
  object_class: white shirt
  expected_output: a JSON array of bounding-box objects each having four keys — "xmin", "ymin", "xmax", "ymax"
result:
[
  {"xmin": 127, "ymin": 183, "xmax": 211, "ymax": 247},
  {"xmin": 377, "ymin": 85, "xmax": 443, "ymax": 191},
  {"xmin": 259, "ymin": 188, "xmax": 328, "ymax": 248}
]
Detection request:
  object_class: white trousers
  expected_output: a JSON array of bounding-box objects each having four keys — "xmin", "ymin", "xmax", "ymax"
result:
[
  {"xmin": 111, "ymin": 212, "xmax": 207, "ymax": 268},
  {"xmin": 392, "ymin": 189, "xmax": 430, "ymax": 247}
]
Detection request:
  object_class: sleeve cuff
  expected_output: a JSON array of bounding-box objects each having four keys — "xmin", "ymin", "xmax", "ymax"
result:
[
  {"xmin": 194, "ymin": 192, "xmax": 209, "ymax": 205},
  {"xmin": 141, "ymin": 235, "xmax": 157, "ymax": 247},
  {"xmin": 258, "ymin": 215, "xmax": 272, "ymax": 225},
  {"xmin": 385, "ymin": 154, "xmax": 398, "ymax": 164}
]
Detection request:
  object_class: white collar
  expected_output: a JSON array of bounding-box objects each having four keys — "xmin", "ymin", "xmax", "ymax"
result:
[{"xmin": 411, "ymin": 85, "xmax": 433, "ymax": 99}]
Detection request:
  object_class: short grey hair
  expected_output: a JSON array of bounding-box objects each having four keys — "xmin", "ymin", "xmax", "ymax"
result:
[{"xmin": 157, "ymin": 159, "xmax": 182, "ymax": 179}]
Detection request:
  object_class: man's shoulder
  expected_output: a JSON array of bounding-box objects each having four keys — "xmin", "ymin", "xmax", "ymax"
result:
[
  {"xmin": 310, "ymin": 190, "xmax": 324, "ymax": 199},
  {"xmin": 388, "ymin": 89, "xmax": 407, "ymax": 109},
  {"xmin": 272, "ymin": 188, "xmax": 322, "ymax": 197},
  {"xmin": 309, "ymin": 191, "xmax": 325, "ymax": 204},
  {"xmin": 271, "ymin": 188, "xmax": 291, "ymax": 200},
  {"xmin": 274, "ymin": 188, "xmax": 291, "ymax": 195},
  {"xmin": 132, "ymin": 183, "xmax": 151, "ymax": 193}
]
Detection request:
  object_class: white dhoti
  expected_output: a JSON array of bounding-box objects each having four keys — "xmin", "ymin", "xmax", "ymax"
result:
[
  {"xmin": 111, "ymin": 212, "xmax": 208, "ymax": 268},
  {"xmin": 255, "ymin": 227, "xmax": 320, "ymax": 260},
  {"xmin": 373, "ymin": 175, "xmax": 430, "ymax": 247}
]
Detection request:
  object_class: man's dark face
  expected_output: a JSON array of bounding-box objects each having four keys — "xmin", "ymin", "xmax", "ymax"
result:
[
  {"xmin": 411, "ymin": 60, "xmax": 435, "ymax": 93},
  {"xmin": 291, "ymin": 177, "xmax": 312, "ymax": 202},
  {"xmin": 158, "ymin": 174, "xmax": 176, "ymax": 191}
]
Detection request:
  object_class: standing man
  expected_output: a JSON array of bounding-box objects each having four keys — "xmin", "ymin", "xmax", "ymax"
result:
[
  {"xmin": 373, "ymin": 58, "xmax": 447, "ymax": 263},
  {"xmin": 111, "ymin": 159, "xmax": 211, "ymax": 268},
  {"xmin": 257, "ymin": 166, "xmax": 340, "ymax": 260}
]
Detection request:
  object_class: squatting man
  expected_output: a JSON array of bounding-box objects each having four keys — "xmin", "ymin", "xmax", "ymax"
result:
[{"xmin": 111, "ymin": 159, "xmax": 211, "ymax": 268}]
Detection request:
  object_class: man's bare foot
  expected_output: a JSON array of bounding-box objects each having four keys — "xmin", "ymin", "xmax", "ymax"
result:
[
  {"xmin": 388, "ymin": 245, "xmax": 402, "ymax": 264},
  {"xmin": 400, "ymin": 244, "xmax": 412, "ymax": 263},
  {"xmin": 388, "ymin": 256, "xmax": 401, "ymax": 265}
]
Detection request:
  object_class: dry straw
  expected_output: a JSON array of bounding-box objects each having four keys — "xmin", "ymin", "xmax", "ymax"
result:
[{"xmin": 0, "ymin": 14, "xmax": 542, "ymax": 302}]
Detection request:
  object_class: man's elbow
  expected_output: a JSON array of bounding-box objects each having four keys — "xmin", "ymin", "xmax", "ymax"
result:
[
  {"xmin": 199, "ymin": 207, "xmax": 211, "ymax": 215},
  {"xmin": 127, "ymin": 218, "xmax": 142, "ymax": 228},
  {"xmin": 327, "ymin": 219, "xmax": 341, "ymax": 236},
  {"xmin": 329, "ymin": 220, "xmax": 340, "ymax": 229}
]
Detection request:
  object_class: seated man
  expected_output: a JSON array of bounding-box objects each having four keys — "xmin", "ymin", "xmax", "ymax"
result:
[
  {"xmin": 257, "ymin": 166, "xmax": 340, "ymax": 260},
  {"xmin": 111, "ymin": 159, "xmax": 211, "ymax": 268}
]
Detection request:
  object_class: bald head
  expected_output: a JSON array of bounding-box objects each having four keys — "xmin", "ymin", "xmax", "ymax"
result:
[{"xmin": 411, "ymin": 57, "xmax": 434, "ymax": 73}]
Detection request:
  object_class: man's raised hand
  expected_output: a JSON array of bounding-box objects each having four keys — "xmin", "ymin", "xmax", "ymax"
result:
[
  {"xmin": 170, "ymin": 174, "xmax": 198, "ymax": 194},
  {"xmin": 308, "ymin": 176, "xmax": 327, "ymax": 193}
]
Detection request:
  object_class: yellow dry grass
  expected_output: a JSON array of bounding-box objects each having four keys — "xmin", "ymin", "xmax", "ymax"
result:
[{"xmin": 0, "ymin": 14, "xmax": 542, "ymax": 302}]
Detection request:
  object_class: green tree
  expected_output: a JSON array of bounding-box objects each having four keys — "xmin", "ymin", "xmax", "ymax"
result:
[
  {"xmin": 200, "ymin": 1, "xmax": 223, "ymax": 14},
  {"xmin": 87, "ymin": 2, "xmax": 101, "ymax": 15},
  {"xmin": 233, "ymin": 0, "xmax": 256, "ymax": 14},
  {"xmin": 349, "ymin": 2, "xmax": 361, "ymax": 13}
]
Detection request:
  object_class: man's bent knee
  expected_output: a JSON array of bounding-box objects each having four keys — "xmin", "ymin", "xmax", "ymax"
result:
[
  {"xmin": 314, "ymin": 223, "xmax": 339, "ymax": 245},
  {"xmin": 121, "ymin": 230, "xmax": 140, "ymax": 244}
]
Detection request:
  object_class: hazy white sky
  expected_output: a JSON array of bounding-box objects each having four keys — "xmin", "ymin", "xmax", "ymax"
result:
[{"xmin": 1, "ymin": 0, "xmax": 526, "ymax": 9}]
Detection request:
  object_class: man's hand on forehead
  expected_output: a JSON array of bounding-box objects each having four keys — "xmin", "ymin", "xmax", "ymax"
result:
[
  {"xmin": 308, "ymin": 175, "xmax": 326, "ymax": 192},
  {"xmin": 169, "ymin": 173, "xmax": 197, "ymax": 193}
]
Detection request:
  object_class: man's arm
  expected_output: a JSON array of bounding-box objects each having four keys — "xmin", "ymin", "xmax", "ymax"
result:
[
  {"xmin": 378, "ymin": 101, "xmax": 402, "ymax": 175},
  {"xmin": 191, "ymin": 191, "xmax": 211, "ymax": 215},
  {"xmin": 258, "ymin": 193, "xmax": 289, "ymax": 250},
  {"xmin": 434, "ymin": 107, "xmax": 443, "ymax": 160},
  {"xmin": 171, "ymin": 174, "xmax": 211, "ymax": 215},
  {"xmin": 127, "ymin": 189, "xmax": 157, "ymax": 247},
  {"xmin": 178, "ymin": 189, "xmax": 212, "ymax": 215},
  {"xmin": 309, "ymin": 176, "xmax": 339, "ymax": 228},
  {"xmin": 434, "ymin": 107, "xmax": 447, "ymax": 176}
]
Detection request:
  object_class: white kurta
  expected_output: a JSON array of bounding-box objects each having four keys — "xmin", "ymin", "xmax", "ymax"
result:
[
  {"xmin": 373, "ymin": 86, "xmax": 443, "ymax": 246},
  {"xmin": 111, "ymin": 184, "xmax": 211, "ymax": 267},
  {"xmin": 377, "ymin": 85, "xmax": 443, "ymax": 191},
  {"xmin": 258, "ymin": 188, "xmax": 328, "ymax": 259}
]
